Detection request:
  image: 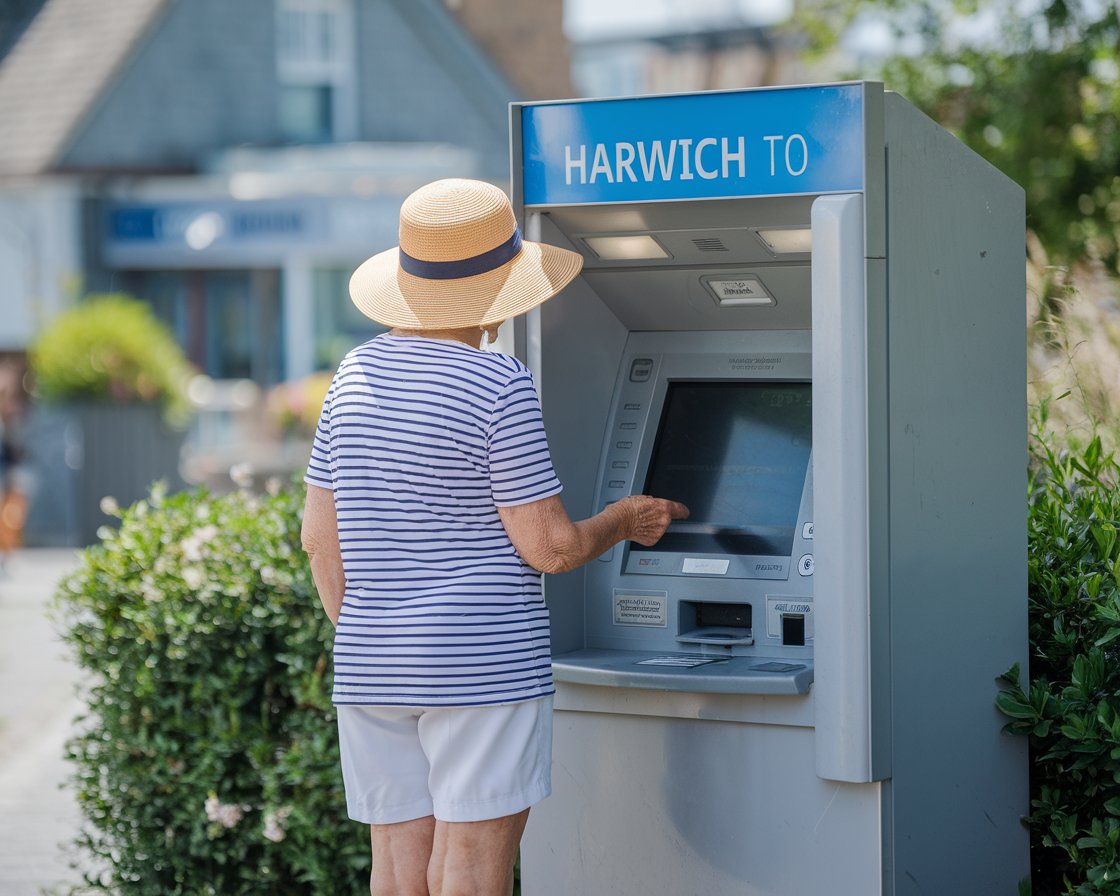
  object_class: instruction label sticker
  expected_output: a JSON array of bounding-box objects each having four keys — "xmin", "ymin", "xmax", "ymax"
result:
[
  {"xmin": 766, "ymin": 597, "xmax": 815, "ymax": 640},
  {"xmin": 613, "ymin": 591, "xmax": 668, "ymax": 627}
]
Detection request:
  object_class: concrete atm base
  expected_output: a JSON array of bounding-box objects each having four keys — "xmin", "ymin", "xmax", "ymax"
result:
[{"xmin": 522, "ymin": 683, "xmax": 883, "ymax": 896}]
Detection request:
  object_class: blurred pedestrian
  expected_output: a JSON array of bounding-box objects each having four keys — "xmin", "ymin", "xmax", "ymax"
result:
[
  {"xmin": 0, "ymin": 363, "xmax": 27, "ymax": 571},
  {"xmin": 300, "ymin": 179, "xmax": 687, "ymax": 896}
]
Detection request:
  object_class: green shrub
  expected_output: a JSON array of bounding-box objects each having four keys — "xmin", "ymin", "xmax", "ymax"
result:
[
  {"xmin": 30, "ymin": 294, "xmax": 193, "ymax": 423},
  {"xmin": 54, "ymin": 483, "xmax": 369, "ymax": 895},
  {"xmin": 998, "ymin": 412, "xmax": 1120, "ymax": 895}
]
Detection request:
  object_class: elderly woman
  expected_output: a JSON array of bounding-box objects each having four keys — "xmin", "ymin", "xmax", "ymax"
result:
[{"xmin": 302, "ymin": 179, "xmax": 687, "ymax": 896}]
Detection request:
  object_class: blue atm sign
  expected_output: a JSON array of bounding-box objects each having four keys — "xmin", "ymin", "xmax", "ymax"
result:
[{"xmin": 520, "ymin": 83, "xmax": 865, "ymax": 206}]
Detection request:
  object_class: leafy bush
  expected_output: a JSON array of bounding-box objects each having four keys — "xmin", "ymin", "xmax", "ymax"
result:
[
  {"xmin": 53, "ymin": 483, "xmax": 369, "ymax": 894},
  {"xmin": 998, "ymin": 410, "xmax": 1120, "ymax": 895},
  {"xmin": 30, "ymin": 294, "xmax": 193, "ymax": 423}
]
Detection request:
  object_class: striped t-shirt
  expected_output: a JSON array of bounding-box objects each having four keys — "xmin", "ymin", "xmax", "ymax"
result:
[{"xmin": 304, "ymin": 332, "xmax": 563, "ymax": 707}]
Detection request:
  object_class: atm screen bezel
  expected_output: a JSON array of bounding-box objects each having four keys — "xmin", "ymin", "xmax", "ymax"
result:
[{"xmin": 620, "ymin": 375, "xmax": 812, "ymax": 581}]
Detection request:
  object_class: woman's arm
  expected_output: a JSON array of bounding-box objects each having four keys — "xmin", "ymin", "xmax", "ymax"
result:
[
  {"xmin": 301, "ymin": 484, "xmax": 346, "ymax": 626},
  {"xmin": 498, "ymin": 494, "xmax": 688, "ymax": 575}
]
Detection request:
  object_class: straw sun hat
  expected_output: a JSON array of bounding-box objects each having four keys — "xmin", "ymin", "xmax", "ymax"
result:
[{"xmin": 349, "ymin": 178, "xmax": 584, "ymax": 329}]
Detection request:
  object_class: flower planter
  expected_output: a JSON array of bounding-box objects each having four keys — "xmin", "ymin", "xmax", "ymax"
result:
[
  {"xmin": 24, "ymin": 403, "xmax": 185, "ymax": 546},
  {"xmin": 68, "ymin": 404, "xmax": 185, "ymax": 545}
]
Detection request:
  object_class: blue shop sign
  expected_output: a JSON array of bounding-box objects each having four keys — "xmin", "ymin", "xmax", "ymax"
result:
[
  {"xmin": 521, "ymin": 83, "xmax": 866, "ymax": 206},
  {"xmin": 108, "ymin": 203, "xmax": 309, "ymax": 244}
]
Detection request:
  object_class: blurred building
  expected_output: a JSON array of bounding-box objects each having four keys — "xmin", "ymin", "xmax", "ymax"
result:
[
  {"xmin": 0, "ymin": 0, "xmax": 572, "ymax": 383},
  {"xmin": 567, "ymin": 9, "xmax": 807, "ymax": 100}
]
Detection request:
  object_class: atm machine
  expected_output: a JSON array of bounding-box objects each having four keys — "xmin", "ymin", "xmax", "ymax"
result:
[{"xmin": 509, "ymin": 82, "xmax": 1028, "ymax": 894}]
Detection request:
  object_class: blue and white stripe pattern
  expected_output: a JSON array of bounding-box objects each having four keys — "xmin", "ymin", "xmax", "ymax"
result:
[{"xmin": 305, "ymin": 333, "xmax": 562, "ymax": 707}]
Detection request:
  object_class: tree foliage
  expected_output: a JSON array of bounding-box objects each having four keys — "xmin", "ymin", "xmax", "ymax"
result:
[{"xmin": 800, "ymin": 0, "xmax": 1120, "ymax": 271}]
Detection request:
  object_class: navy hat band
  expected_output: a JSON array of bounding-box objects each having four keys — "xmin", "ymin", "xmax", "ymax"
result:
[{"xmin": 399, "ymin": 228, "xmax": 523, "ymax": 281}]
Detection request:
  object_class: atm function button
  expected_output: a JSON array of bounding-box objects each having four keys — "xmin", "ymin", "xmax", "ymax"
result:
[
  {"xmin": 802, "ymin": 522, "xmax": 814, "ymax": 540},
  {"xmin": 616, "ymin": 441, "xmax": 633, "ymax": 449},
  {"xmin": 629, "ymin": 358, "xmax": 654, "ymax": 382},
  {"xmin": 623, "ymin": 403, "xmax": 642, "ymax": 411},
  {"xmin": 619, "ymin": 422, "xmax": 637, "ymax": 430},
  {"xmin": 608, "ymin": 480, "xmax": 626, "ymax": 488},
  {"xmin": 612, "ymin": 461, "xmax": 629, "ymax": 469},
  {"xmin": 797, "ymin": 554, "xmax": 814, "ymax": 576}
]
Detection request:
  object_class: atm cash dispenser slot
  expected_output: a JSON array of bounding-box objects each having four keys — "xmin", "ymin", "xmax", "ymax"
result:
[{"xmin": 677, "ymin": 600, "xmax": 754, "ymax": 646}]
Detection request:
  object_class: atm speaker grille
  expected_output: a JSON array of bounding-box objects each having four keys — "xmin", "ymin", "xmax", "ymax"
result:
[{"xmin": 692, "ymin": 237, "xmax": 729, "ymax": 252}]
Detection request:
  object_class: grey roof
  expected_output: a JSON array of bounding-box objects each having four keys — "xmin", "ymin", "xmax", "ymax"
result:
[
  {"xmin": 0, "ymin": 0, "xmax": 168, "ymax": 177},
  {"xmin": 0, "ymin": 0, "xmax": 47, "ymax": 61}
]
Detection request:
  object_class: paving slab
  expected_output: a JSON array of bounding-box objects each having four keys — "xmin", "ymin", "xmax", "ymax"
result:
[{"xmin": 0, "ymin": 549, "xmax": 88, "ymax": 896}]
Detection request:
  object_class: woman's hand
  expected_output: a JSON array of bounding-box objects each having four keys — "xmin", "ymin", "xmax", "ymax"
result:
[
  {"xmin": 498, "ymin": 493, "xmax": 688, "ymax": 574},
  {"xmin": 620, "ymin": 494, "xmax": 690, "ymax": 546}
]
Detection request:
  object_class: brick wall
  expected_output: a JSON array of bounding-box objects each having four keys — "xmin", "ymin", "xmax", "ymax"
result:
[{"xmin": 445, "ymin": 0, "xmax": 574, "ymax": 100}]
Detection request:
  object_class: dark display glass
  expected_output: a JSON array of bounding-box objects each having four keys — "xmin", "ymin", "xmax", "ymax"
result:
[{"xmin": 631, "ymin": 381, "xmax": 812, "ymax": 557}]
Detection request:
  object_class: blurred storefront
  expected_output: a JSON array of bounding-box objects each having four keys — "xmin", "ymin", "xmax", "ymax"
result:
[
  {"xmin": 0, "ymin": 0, "xmax": 572, "ymax": 542},
  {"xmin": 0, "ymin": 0, "xmax": 572, "ymax": 382},
  {"xmin": 96, "ymin": 143, "xmax": 477, "ymax": 385}
]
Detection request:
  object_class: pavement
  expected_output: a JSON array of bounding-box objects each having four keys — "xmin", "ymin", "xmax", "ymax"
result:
[{"xmin": 0, "ymin": 549, "xmax": 87, "ymax": 896}]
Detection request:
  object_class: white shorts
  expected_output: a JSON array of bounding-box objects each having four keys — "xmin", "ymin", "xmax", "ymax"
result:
[{"xmin": 336, "ymin": 696, "xmax": 553, "ymax": 825}]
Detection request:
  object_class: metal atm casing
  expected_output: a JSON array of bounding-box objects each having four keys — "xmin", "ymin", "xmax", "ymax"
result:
[{"xmin": 510, "ymin": 82, "xmax": 1028, "ymax": 894}]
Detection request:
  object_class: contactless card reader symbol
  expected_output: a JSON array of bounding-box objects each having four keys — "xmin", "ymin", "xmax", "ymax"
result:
[{"xmin": 629, "ymin": 358, "xmax": 654, "ymax": 382}]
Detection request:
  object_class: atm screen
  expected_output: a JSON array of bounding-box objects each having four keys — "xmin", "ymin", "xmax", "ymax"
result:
[{"xmin": 631, "ymin": 381, "xmax": 812, "ymax": 558}]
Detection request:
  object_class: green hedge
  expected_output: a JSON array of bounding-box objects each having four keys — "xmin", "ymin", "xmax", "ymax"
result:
[
  {"xmin": 54, "ymin": 483, "xmax": 369, "ymax": 894},
  {"xmin": 999, "ymin": 420, "xmax": 1120, "ymax": 895},
  {"xmin": 31, "ymin": 294, "xmax": 193, "ymax": 423}
]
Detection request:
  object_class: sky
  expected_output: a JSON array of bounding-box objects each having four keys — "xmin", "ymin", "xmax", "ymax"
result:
[{"xmin": 563, "ymin": 0, "xmax": 794, "ymax": 40}]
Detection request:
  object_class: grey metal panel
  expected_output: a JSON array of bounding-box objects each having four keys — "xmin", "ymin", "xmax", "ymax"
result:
[
  {"xmin": 810, "ymin": 193, "xmax": 875, "ymax": 782},
  {"xmin": 864, "ymin": 85, "xmax": 893, "ymax": 786},
  {"xmin": 862, "ymin": 82, "xmax": 887, "ymax": 259},
  {"xmin": 537, "ymin": 223, "xmax": 629, "ymax": 655},
  {"xmin": 522, "ymin": 704, "xmax": 882, "ymax": 896},
  {"xmin": 865, "ymin": 255, "xmax": 893, "ymax": 782},
  {"xmin": 581, "ymin": 264, "xmax": 811, "ymax": 331},
  {"xmin": 883, "ymin": 92, "xmax": 1028, "ymax": 893},
  {"xmin": 553, "ymin": 679, "xmax": 816, "ymax": 727}
]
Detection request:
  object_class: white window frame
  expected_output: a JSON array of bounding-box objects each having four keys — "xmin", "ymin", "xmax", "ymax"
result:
[{"xmin": 275, "ymin": 0, "xmax": 358, "ymax": 141}]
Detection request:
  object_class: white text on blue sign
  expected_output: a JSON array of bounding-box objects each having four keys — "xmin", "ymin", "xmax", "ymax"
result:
[{"xmin": 564, "ymin": 135, "xmax": 813, "ymax": 186}]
